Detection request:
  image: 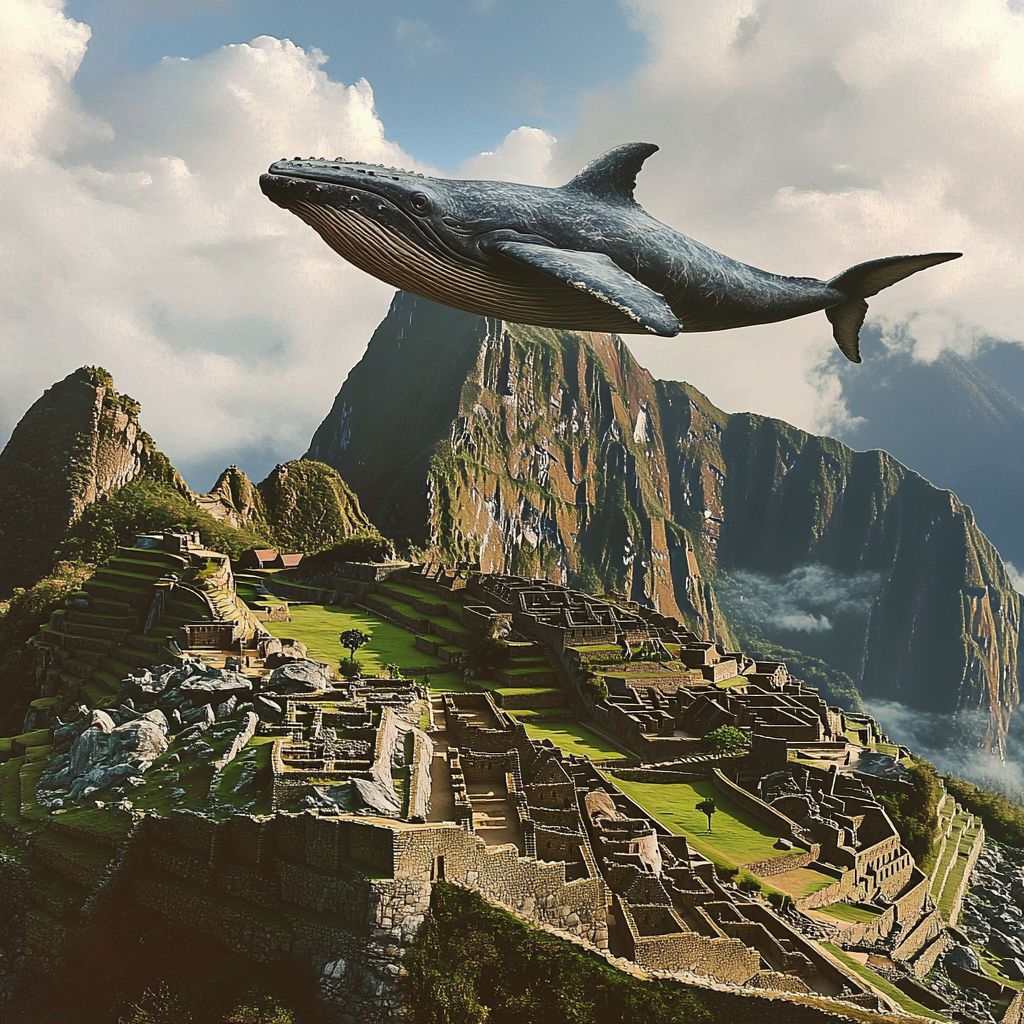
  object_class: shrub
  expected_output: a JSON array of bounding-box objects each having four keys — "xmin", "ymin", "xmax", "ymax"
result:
[
  {"xmin": 300, "ymin": 534, "xmax": 396, "ymax": 569},
  {"xmin": 405, "ymin": 883, "xmax": 712, "ymax": 1024},
  {"xmin": 737, "ymin": 876, "xmax": 761, "ymax": 894},
  {"xmin": 702, "ymin": 725, "xmax": 750, "ymax": 756},
  {"xmin": 466, "ymin": 635, "xmax": 509, "ymax": 674},
  {"xmin": 338, "ymin": 659, "xmax": 360, "ymax": 679},
  {"xmin": 944, "ymin": 775, "xmax": 1024, "ymax": 848},
  {"xmin": 580, "ymin": 671, "xmax": 609, "ymax": 704}
]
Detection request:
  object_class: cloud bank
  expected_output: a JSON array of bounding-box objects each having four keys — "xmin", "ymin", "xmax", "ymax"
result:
[
  {"xmin": 722, "ymin": 564, "xmax": 882, "ymax": 634},
  {"xmin": 2, "ymin": 0, "xmax": 1022, "ymax": 487},
  {"xmin": 868, "ymin": 699, "xmax": 1024, "ymax": 797},
  {"xmin": 546, "ymin": 0, "xmax": 1024, "ymax": 432}
]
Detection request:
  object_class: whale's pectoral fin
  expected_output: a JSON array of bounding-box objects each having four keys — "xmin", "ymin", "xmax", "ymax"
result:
[
  {"xmin": 487, "ymin": 240, "xmax": 681, "ymax": 336},
  {"xmin": 826, "ymin": 300, "xmax": 868, "ymax": 363}
]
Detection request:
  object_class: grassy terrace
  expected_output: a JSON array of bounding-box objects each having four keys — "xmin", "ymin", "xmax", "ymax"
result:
[
  {"xmin": 821, "ymin": 902, "xmax": 883, "ymax": 924},
  {"xmin": 511, "ymin": 717, "xmax": 628, "ymax": 761},
  {"xmin": 936, "ymin": 820, "xmax": 982, "ymax": 919},
  {"xmin": 606, "ymin": 775, "xmax": 799, "ymax": 872},
  {"xmin": 822, "ymin": 944, "xmax": 949, "ymax": 1021},
  {"xmin": 264, "ymin": 603, "xmax": 447, "ymax": 673}
]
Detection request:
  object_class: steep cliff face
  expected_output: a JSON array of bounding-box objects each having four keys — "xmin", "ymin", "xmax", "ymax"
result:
[
  {"xmin": 0, "ymin": 366, "xmax": 183, "ymax": 594},
  {"xmin": 309, "ymin": 293, "xmax": 1023, "ymax": 753},
  {"xmin": 200, "ymin": 459, "xmax": 378, "ymax": 554},
  {"xmin": 308, "ymin": 293, "xmax": 725, "ymax": 638},
  {"xmin": 658, "ymin": 384, "xmax": 1022, "ymax": 750}
]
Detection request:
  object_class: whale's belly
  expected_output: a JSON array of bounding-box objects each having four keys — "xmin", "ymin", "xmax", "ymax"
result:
[{"xmin": 291, "ymin": 200, "xmax": 652, "ymax": 334}]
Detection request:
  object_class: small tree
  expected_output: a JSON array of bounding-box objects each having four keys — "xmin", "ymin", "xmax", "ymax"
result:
[
  {"xmin": 339, "ymin": 627, "xmax": 371, "ymax": 665},
  {"xmin": 696, "ymin": 796, "xmax": 717, "ymax": 833},
  {"xmin": 702, "ymin": 725, "xmax": 751, "ymax": 756}
]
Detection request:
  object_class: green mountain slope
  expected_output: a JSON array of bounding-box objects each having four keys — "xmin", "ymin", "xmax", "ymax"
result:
[
  {"xmin": 0, "ymin": 367, "xmax": 184, "ymax": 595},
  {"xmin": 308, "ymin": 292, "xmax": 1023, "ymax": 757}
]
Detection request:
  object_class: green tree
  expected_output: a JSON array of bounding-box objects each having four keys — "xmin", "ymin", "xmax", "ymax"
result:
[
  {"xmin": 696, "ymin": 797, "xmax": 717, "ymax": 833},
  {"xmin": 339, "ymin": 627, "xmax": 371, "ymax": 665},
  {"xmin": 702, "ymin": 725, "xmax": 750, "ymax": 756}
]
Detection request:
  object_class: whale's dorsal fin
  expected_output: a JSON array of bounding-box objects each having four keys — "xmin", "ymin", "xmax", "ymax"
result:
[
  {"xmin": 487, "ymin": 239, "xmax": 680, "ymax": 336},
  {"xmin": 563, "ymin": 143, "xmax": 659, "ymax": 203}
]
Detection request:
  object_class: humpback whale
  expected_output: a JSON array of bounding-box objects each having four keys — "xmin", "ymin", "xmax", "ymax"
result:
[{"xmin": 260, "ymin": 143, "xmax": 960, "ymax": 363}]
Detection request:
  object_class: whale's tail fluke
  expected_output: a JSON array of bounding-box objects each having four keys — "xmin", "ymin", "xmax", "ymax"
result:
[{"xmin": 825, "ymin": 252, "xmax": 962, "ymax": 363}]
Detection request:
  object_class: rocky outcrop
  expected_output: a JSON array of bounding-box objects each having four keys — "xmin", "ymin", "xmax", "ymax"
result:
[
  {"xmin": 308, "ymin": 294, "xmax": 725, "ymax": 639},
  {"xmin": 0, "ymin": 366, "xmax": 184, "ymax": 594},
  {"xmin": 199, "ymin": 459, "xmax": 379, "ymax": 554},
  {"xmin": 308, "ymin": 292, "xmax": 1023, "ymax": 756}
]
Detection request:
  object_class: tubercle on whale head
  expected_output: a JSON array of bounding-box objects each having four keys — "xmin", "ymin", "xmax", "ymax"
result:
[{"xmin": 259, "ymin": 157, "xmax": 556, "ymax": 266}]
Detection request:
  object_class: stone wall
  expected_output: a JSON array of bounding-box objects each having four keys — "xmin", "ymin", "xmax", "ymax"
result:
[
  {"xmin": 617, "ymin": 900, "xmax": 760, "ymax": 983},
  {"xmin": 711, "ymin": 769, "xmax": 803, "ymax": 843},
  {"xmin": 391, "ymin": 823, "xmax": 608, "ymax": 948}
]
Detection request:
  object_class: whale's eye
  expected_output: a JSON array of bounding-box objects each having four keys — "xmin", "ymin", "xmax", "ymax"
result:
[{"xmin": 410, "ymin": 192, "xmax": 430, "ymax": 214}]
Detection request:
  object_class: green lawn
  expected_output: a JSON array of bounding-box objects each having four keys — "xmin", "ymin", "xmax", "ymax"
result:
[
  {"xmin": 937, "ymin": 825, "xmax": 982, "ymax": 919},
  {"xmin": 770, "ymin": 865, "xmax": 838, "ymax": 898},
  {"xmin": 607, "ymin": 775, "xmax": 797, "ymax": 871},
  {"xmin": 265, "ymin": 604, "xmax": 448, "ymax": 674},
  {"xmin": 514, "ymin": 718, "xmax": 628, "ymax": 761},
  {"xmin": 820, "ymin": 901, "xmax": 883, "ymax": 924},
  {"xmin": 822, "ymin": 944, "xmax": 949, "ymax": 1021},
  {"xmin": 714, "ymin": 675, "xmax": 748, "ymax": 689}
]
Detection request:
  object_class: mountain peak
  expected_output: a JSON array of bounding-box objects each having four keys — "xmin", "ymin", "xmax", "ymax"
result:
[{"xmin": 0, "ymin": 366, "xmax": 183, "ymax": 594}]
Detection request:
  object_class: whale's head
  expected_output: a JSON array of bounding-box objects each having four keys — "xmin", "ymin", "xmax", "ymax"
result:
[{"xmin": 259, "ymin": 157, "xmax": 533, "ymax": 284}]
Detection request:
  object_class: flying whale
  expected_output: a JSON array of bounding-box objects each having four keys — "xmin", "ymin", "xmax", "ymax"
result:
[{"xmin": 259, "ymin": 143, "xmax": 960, "ymax": 363}]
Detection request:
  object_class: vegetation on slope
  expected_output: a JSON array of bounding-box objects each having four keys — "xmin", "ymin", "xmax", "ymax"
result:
[
  {"xmin": 6, "ymin": 899, "xmax": 325, "ymax": 1024},
  {"xmin": 257, "ymin": 460, "xmax": 377, "ymax": 553},
  {"xmin": 944, "ymin": 774, "xmax": 1024, "ymax": 847},
  {"xmin": 876, "ymin": 760, "xmax": 942, "ymax": 863},
  {"xmin": 404, "ymin": 883, "xmax": 711, "ymax": 1024},
  {"xmin": 57, "ymin": 479, "xmax": 271, "ymax": 564},
  {"xmin": 0, "ymin": 366, "xmax": 183, "ymax": 595},
  {"xmin": 728, "ymin": 625, "xmax": 865, "ymax": 712},
  {"xmin": 0, "ymin": 560, "xmax": 92, "ymax": 734}
]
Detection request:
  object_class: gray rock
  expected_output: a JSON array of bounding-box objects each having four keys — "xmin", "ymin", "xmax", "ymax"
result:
[
  {"xmin": 266, "ymin": 659, "xmax": 333, "ymax": 694},
  {"xmin": 182, "ymin": 704, "xmax": 215, "ymax": 727},
  {"xmin": 253, "ymin": 695, "xmax": 284, "ymax": 721},
  {"xmin": 179, "ymin": 670, "xmax": 253, "ymax": 697},
  {"xmin": 215, "ymin": 696, "xmax": 238, "ymax": 720},
  {"xmin": 945, "ymin": 944, "xmax": 981, "ymax": 973},
  {"xmin": 349, "ymin": 776, "xmax": 402, "ymax": 816}
]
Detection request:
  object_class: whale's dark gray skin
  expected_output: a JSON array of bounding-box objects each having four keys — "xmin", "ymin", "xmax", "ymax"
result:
[{"xmin": 260, "ymin": 143, "xmax": 961, "ymax": 362}]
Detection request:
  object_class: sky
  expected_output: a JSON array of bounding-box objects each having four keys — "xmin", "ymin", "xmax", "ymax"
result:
[{"xmin": 2, "ymin": 0, "xmax": 1022, "ymax": 488}]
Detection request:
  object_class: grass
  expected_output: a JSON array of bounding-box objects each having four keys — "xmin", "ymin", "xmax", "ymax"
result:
[
  {"xmin": 513, "ymin": 718, "xmax": 628, "ymax": 761},
  {"xmin": 822, "ymin": 943, "xmax": 949, "ymax": 1021},
  {"xmin": 820, "ymin": 901, "xmax": 883, "ymax": 924},
  {"xmin": 937, "ymin": 824, "xmax": 981, "ymax": 918},
  {"xmin": 714, "ymin": 675, "xmax": 748, "ymax": 689},
  {"xmin": 264, "ymin": 603, "xmax": 447, "ymax": 674},
  {"xmin": 976, "ymin": 945, "xmax": 1024, "ymax": 991},
  {"xmin": 769, "ymin": 865, "xmax": 838, "ymax": 898},
  {"xmin": 606, "ymin": 775, "xmax": 797, "ymax": 871}
]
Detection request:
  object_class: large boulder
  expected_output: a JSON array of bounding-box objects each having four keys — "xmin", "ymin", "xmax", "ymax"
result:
[
  {"xmin": 65, "ymin": 711, "xmax": 169, "ymax": 799},
  {"xmin": 266, "ymin": 659, "xmax": 333, "ymax": 694},
  {"xmin": 178, "ymin": 670, "xmax": 253, "ymax": 698}
]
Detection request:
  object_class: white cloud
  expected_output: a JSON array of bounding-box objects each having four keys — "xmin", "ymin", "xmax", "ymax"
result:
[
  {"xmin": 721, "ymin": 564, "xmax": 882, "ymax": 635},
  {"xmin": 393, "ymin": 18, "xmax": 451, "ymax": 58},
  {"xmin": 549, "ymin": 0, "xmax": 1024, "ymax": 434},
  {"xmin": 457, "ymin": 126, "xmax": 558, "ymax": 185},
  {"xmin": 0, "ymin": 10, "xmax": 433, "ymax": 486},
  {"xmin": 1005, "ymin": 562, "xmax": 1024, "ymax": 595},
  {"xmin": 3, "ymin": 0, "xmax": 1023, "ymax": 486}
]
